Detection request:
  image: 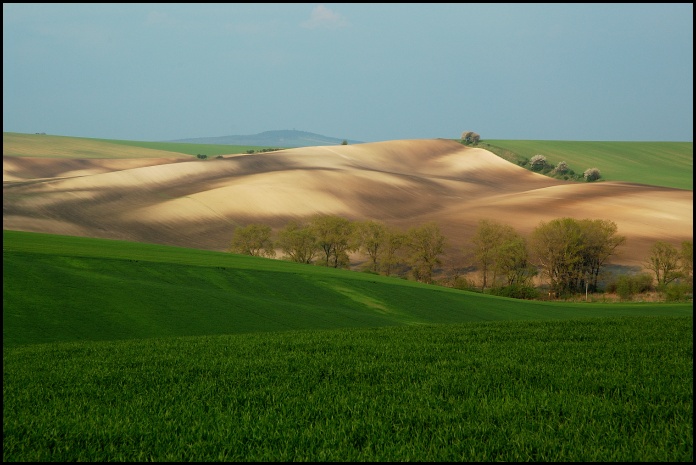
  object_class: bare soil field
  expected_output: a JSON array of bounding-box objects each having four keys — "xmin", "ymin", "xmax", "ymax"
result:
[{"xmin": 3, "ymin": 139, "xmax": 692, "ymax": 268}]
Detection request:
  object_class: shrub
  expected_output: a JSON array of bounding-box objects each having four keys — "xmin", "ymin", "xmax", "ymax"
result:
[
  {"xmin": 607, "ymin": 273, "xmax": 654, "ymax": 300},
  {"xmin": 529, "ymin": 154, "xmax": 547, "ymax": 171},
  {"xmin": 553, "ymin": 161, "xmax": 569, "ymax": 174},
  {"xmin": 451, "ymin": 277, "xmax": 479, "ymax": 291},
  {"xmin": 662, "ymin": 282, "xmax": 691, "ymax": 302},
  {"xmin": 489, "ymin": 285, "xmax": 540, "ymax": 300},
  {"xmin": 583, "ymin": 167, "xmax": 601, "ymax": 181}
]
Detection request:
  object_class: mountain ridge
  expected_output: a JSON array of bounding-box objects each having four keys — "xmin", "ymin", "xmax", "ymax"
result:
[{"xmin": 167, "ymin": 130, "xmax": 364, "ymax": 148}]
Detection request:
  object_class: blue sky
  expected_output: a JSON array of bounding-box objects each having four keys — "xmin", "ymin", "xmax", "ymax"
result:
[{"xmin": 3, "ymin": 3, "xmax": 693, "ymax": 142}]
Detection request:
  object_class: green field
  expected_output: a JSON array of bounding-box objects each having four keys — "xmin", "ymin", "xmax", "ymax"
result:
[
  {"xmin": 3, "ymin": 317, "xmax": 693, "ymax": 461},
  {"xmin": 3, "ymin": 230, "xmax": 694, "ymax": 460},
  {"xmin": 4, "ymin": 230, "xmax": 691, "ymax": 348},
  {"xmin": 484, "ymin": 140, "xmax": 693, "ymax": 190}
]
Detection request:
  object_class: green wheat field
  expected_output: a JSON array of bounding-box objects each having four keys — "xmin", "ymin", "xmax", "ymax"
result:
[{"xmin": 3, "ymin": 230, "xmax": 693, "ymax": 461}]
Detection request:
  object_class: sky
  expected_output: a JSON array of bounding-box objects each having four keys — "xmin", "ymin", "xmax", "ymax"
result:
[{"xmin": 3, "ymin": 3, "xmax": 693, "ymax": 143}]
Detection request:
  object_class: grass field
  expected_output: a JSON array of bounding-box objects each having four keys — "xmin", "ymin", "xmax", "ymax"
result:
[
  {"xmin": 4, "ymin": 230, "xmax": 692, "ymax": 348},
  {"xmin": 3, "ymin": 316, "xmax": 692, "ymax": 461},
  {"xmin": 483, "ymin": 140, "xmax": 693, "ymax": 190}
]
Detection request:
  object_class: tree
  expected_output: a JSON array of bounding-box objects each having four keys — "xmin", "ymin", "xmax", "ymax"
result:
[
  {"xmin": 531, "ymin": 218, "xmax": 625, "ymax": 296},
  {"xmin": 644, "ymin": 241, "xmax": 682, "ymax": 287},
  {"xmin": 531, "ymin": 218, "xmax": 586, "ymax": 296},
  {"xmin": 583, "ymin": 168, "xmax": 601, "ymax": 182},
  {"xmin": 355, "ymin": 220, "xmax": 388, "ymax": 272},
  {"xmin": 461, "ymin": 131, "xmax": 480, "ymax": 145},
  {"xmin": 309, "ymin": 214, "xmax": 356, "ymax": 268},
  {"xmin": 381, "ymin": 227, "xmax": 407, "ymax": 277},
  {"xmin": 494, "ymin": 234, "xmax": 537, "ymax": 287},
  {"xmin": 577, "ymin": 219, "xmax": 626, "ymax": 292},
  {"xmin": 471, "ymin": 219, "xmax": 510, "ymax": 290},
  {"xmin": 471, "ymin": 220, "xmax": 536, "ymax": 290},
  {"xmin": 229, "ymin": 224, "xmax": 276, "ymax": 257},
  {"xmin": 406, "ymin": 222, "xmax": 446, "ymax": 283},
  {"xmin": 341, "ymin": 139, "xmax": 348, "ymax": 145},
  {"xmin": 276, "ymin": 221, "xmax": 318, "ymax": 264}
]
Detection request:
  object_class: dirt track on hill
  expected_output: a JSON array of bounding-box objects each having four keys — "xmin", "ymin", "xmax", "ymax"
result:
[{"xmin": 3, "ymin": 139, "xmax": 693, "ymax": 269}]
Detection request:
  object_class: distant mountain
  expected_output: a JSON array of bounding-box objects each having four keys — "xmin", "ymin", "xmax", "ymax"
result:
[{"xmin": 167, "ymin": 130, "xmax": 363, "ymax": 148}]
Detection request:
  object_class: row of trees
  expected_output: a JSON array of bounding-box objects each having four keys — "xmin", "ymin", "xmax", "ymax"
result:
[
  {"xmin": 230, "ymin": 215, "xmax": 446, "ymax": 282},
  {"xmin": 229, "ymin": 215, "xmax": 446, "ymax": 283},
  {"xmin": 459, "ymin": 138, "xmax": 602, "ymax": 183},
  {"xmin": 229, "ymin": 215, "xmax": 693, "ymax": 298}
]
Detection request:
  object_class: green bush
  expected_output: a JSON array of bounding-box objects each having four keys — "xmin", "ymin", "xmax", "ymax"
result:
[
  {"xmin": 489, "ymin": 285, "xmax": 540, "ymax": 300},
  {"xmin": 450, "ymin": 277, "xmax": 479, "ymax": 292},
  {"xmin": 583, "ymin": 167, "xmax": 601, "ymax": 182},
  {"xmin": 607, "ymin": 273, "xmax": 654, "ymax": 300},
  {"xmin": 662, "ymin": 282, "xmax": 691, "ymax": 302}
]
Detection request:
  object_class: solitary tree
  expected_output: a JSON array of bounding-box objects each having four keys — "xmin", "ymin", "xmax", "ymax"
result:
[
  {"xmin": 461, "ymin": 131, "xmax": 480, "ymax": 145},
  {"xmin": 229, "ymin": 224, "xmax": 276, "ymax": 257}
]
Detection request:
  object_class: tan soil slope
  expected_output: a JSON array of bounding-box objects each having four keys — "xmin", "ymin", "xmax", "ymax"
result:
[{"xmin": 3, "ymin": 139, "xmax": 693, "ymax": 268}]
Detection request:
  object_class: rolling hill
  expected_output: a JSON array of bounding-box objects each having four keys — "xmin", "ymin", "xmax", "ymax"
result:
[{"xmin": 3, "ymin": 134, "xmax": 693, "ymax": 269}]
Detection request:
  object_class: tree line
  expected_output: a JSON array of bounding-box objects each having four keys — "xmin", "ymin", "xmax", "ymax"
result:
[
  {"xmin": 230, "ymin": 215, "xmax": 445, "ymax": 283},
  {"xmin": 229, "ymin": 215, "xmax": 693, "ymax": 300}
]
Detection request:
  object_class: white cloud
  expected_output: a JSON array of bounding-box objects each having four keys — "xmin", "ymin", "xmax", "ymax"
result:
[{"xmin": 301, "ymin": 4, "xmax": 348, "ymax": 30}]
